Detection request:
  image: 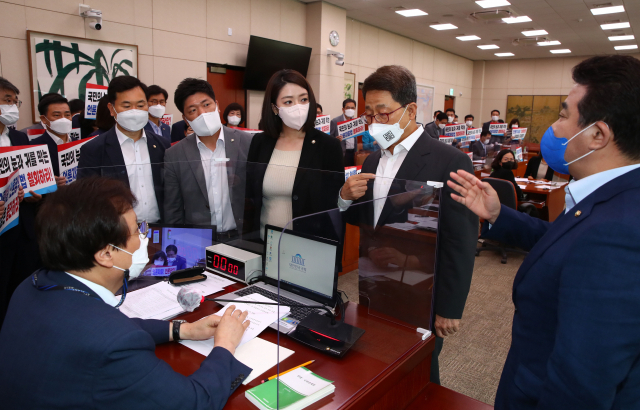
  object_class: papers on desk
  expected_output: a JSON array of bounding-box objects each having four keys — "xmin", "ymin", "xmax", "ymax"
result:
[
  {"xmin": 119, "ymin": 272, "xmax": 233, "ymax": 320},
  {"xmin": 515, "ymin": 177, "xmax": 529, "ymax": 183},
  {"xmin": 385, "ymin": 222, "xmax": 416, "ymax": 231},
  {"xmin": 517, "ymin": 184, "xmax": 527, "ymax": 189},
  {"xmin": 180, "ymin": 337, "xmax": 295, "ymax": 385}
]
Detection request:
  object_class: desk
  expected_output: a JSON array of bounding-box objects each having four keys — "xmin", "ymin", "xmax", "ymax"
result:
[
  {"xmin": 407, "ymin": 383, "xmax": 493, "ymax": 410},
  {"xmin": 155, "ymin": 282, "xmax": 436, "ymax": 410},
  {"xmin": 520, "ymin": 182, "xmax": 567, "ymax": 222}
]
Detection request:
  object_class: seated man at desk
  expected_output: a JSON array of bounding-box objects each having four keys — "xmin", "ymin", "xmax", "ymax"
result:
[
  {"xmin": 0, "ymin": 177, "xmax": 251, "ymax": 410},
  {"xmin": 166, "ymin": 244, "xmax": 188, "ymax": 270}
]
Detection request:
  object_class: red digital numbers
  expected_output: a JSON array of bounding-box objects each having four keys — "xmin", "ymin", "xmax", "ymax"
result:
[{"xmin": 212, "ymin": 254, "xmax": 239, "ymax": 275}]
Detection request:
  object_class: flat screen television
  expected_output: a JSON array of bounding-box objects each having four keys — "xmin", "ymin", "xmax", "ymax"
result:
[{"xmin": 243, "ymin": 36, "xmax": 312, "ymax": 91}]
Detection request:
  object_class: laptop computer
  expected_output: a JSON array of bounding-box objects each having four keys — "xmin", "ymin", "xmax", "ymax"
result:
[{"xmin": 219, "ymin": 224, "xmax": 340, "ymax": 334}]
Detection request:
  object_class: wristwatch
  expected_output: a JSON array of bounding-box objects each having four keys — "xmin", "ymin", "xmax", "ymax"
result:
[{"xmin": 172, "ymin": 320, "xmax": 186, "ymax": 342}]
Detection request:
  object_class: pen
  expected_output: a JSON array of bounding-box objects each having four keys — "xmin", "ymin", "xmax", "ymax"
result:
[{"xmin": 260, "ymin": 360, "xmax": 315, "ymax": 383}]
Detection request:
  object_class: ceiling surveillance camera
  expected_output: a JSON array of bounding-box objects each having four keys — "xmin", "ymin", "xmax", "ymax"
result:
[
  {"xmin": 79, "ymin": 5, "xmax": 103, "ymax": 31},
  {"xmin": 327, "ymin": 49, "xmax": 345, "ymax": 66},
  {"xmin": 90, "ymin": 20, "xmax": 102, "ymax": 30},
  {"xmin": 336, "ymin": 60, "xmax": 345, "ymax": 66}
]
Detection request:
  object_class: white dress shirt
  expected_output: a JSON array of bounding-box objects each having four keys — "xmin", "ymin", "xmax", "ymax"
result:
[
  {"xmin": 0, "ymin": 126, "xmax": 10, "ymax": 147},
  {"xmin": 65, "ymin": 272, "xmax": 119, "ymax": 307},
  {"xmin": 116, "ymin": 127, "xmax": 161, "ymax": 223},
  {"xmin": 339, "ymin": 125, "xmax": 424, "ymax": 227},
  {"xmin": 196, "ymin": 128, "xmax": 236, "ymax": 232},
  {"xmin": 564, "ymin": 163, "xmax": 640, "ymax": 213},
  {"xmin": 49, "ymin": 131, "xmax": 70, "ymax": 145}
]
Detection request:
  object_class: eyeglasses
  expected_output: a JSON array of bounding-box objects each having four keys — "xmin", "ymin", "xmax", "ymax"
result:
[
  {"xmin": 1, "ymin": 98, "xmax": 21, "ymax": 108},
  {"xmin": 360, "ymin": 105, "xmax": 407, "ymax": 125},
  {"xmin": 134, "ymin": 220, "xmax": 149, "ymax": 237},
  {"xmin": 148, "ymin": 99, "xmax": 166, "ymax": 106}
]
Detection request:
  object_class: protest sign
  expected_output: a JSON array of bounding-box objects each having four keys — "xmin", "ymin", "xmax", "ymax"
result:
[
  {"xmin": 511, "ymin": 128, "xmax": 527, "ymax": 139},
  {"xmin": 58, "ymin": 137, "xmax": 95, "ymax": 184},
  {"xmin": 439, "ymin": 136, "xmax": 455, "ymax": 145},
  {"xmin": 337, "ymin": 117, "xmax": 365, "ymax": 140},
  {"xmin": 161, "ymin": 114, "xmax": 173, "ymax": 127},
  {"xmin": 0, "ymin": 170, "xmax": 20, "ymax": 236},
  {"xmin": 344, "ymin": 165, "xmax": 362, "ymax": 181},
  {"xmin": 515, "ymin": 147, "xmax": 523, "ymax": 161},
  {"xmin": 0, "ymin": 145, "xmax": 57, "ymax": 197},
  {"xmin": 315, "ymin": 115, "xmax": 331, "ymax": 134},
  {"xmin": 489, "ymin": 123, "xmax": 508, "ymax": 135},
  {"xmin": 84, "ymin": 83, "xmax": 108, "ymax": 120},
  {"xmin": 466, "ymin": 127, "xmax": 482, "ymax": 141},
  {"xmin": 444, "ymin": 124, "xmax": 467, "ymax": 138}
]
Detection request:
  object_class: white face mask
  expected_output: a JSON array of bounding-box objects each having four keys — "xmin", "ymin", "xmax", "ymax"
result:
[
  {"xmin": 448, "ymin": 116, "xmax": 454, "ymax": 123},
  {"xmin": 277, "ymin": 103, "xmax": 309, "ymax": 131},
  {"xmin": 111, "ymin": 236, "xmax": 149, "ymax": 280},
  {"xmin": 491, "ymin": 115, "xmax": 499, "ymax": 122},
  {"xmin": 368, "ymin": 106, "xmax": 411, "ymax": 150},
  {"xmin": 167, "ymin": 257, "xmax": 176, "ymax": 263},
  {"xmin": 438, "ymin": 123, "xmax": 446, "ymax": 130},
  {"xmin": 465, "ymin": 121, "xmax": 473, "ymax": 127},
  {"xmin": 114, "ymin": 109, "xmax": 149, "ymax": 132},
  {"xmin": 148, "ymin": 104, "xmax": 165, "ymax": 119},
  {"xmin": 153, "ymin": 260, "xmax": 164, "ymax": 266},
  {"xmin": 189, "ymin": 110, "xmax": 222, "ymax": 137},
  {"xmin": 512, "ymin": 124, "xmax": 519, "ymax": 128},
  {"xmin": 227, "ymin": 115, "xmax": 241, "ymax": 126},
  {"xmin": 0, "ymin": 105, "xmax": 19, "ymax": 126},
  {"xmin": 344, "ymin": 109, "xmax": 356, "ymax": 118},
  {"xmin": 46, "ymin": 117, "xmax": 72, "ymax": 135}
]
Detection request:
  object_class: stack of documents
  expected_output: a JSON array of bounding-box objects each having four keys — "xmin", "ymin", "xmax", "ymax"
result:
[{"xmin": 119, "ymin": 272, "xmax": 234, "ymax": 320}]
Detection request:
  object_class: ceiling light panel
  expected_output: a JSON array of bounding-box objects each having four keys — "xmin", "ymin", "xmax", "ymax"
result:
[
  {"xmin": 591, "ymin": 5, "xmax": 625, "ymax": 15},
  {"xmin": 609, "ymin": 35, "xmax": 635, "ymax": 41},
  {"xmin": 457, "ymin": 35, "xmax": 481, "ymax": 41},
  {"xmin": 601, "ymin": 22, "xmax": 630, "ymax": 30},
  {"xmin": 550, "ymin": 49, "xmax": 571, "ymax": 54},
  {"xmin": 430, "ymin": 23, "xmax": 458, "ymax": 30},
  {"xmin": 395, "ymin": 9, "xmax": 428, "ymax": 17},
  {"xmin": 522, "ymin": 30, "xmax": 548, "ymax": 36},
  {"xmin": 503, "ymin": 16, "xmax": 532, "ymax": 24},
  {"xmin": 495, "ymin": 53, "xmax": 514, "ymax": 57},
  {"xmin": 615, "ymin": 44, "xmax": 638, "ymax": 50},
  {"xmin": 538, "ymin": 40, "xmax": 561, "ymax": 46},
  {"xmin": 478, "ymin": 44, "xmax": 500, "ymax": 49},
  {"xmin": 476, "ymin": 0, "xmax": 511, "ymax": 8}
]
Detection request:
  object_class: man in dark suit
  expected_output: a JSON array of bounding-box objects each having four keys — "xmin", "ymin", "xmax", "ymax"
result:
[
  {"xmin": 171, "ymin": 119, "xmax": 187, "ymax": 143},
  {"xmin": 424, "ymin": 112, "xmax": 448, "ymax": 139},
  {"xmin": 481, "ymin": 109, "xmax": 501, "ymax": 134},
  {"xmin": 144, "ymin": 84, "xmax": 171, "ymax": 142},
  {"xmin": 78, "ymin": 76, "xmax": 169, "ymax": 223},
  {"xmin": 0, "ymin": 177, "xmax": 251, "ymax": 409},
  {"xmin": 69, "ymin": 98, "xmax": 84, "ymax": 131},
  {"xmin": 339, "ymin": 65, "xmax": 478, "ymax": 384},
  {"xmin": 449, "ymin": 55, "xmax": 640, "ymax": 409},
  {"xmin": 165, "ymin": 245, "xmax": 188, "ymax": 270},
  {"xmin": 472, "ymin": 130, "xmax": 491, "ymax": 160},
  {"xmin": 329, "ymin": 98, "xmax": 357, "ymax": 166},
  {"xmin": 164, "ymin": 78, "xmax": 253, "ymax": 238}
]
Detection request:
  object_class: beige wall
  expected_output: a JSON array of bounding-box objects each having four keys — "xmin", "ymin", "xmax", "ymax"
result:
[
  {"xmin": 0, "ymin": 0, "xmax": 306, "ymax": 130},
  {"xmin": 344, "ymin": 19, "xmax": 474, "ymax": 125}
]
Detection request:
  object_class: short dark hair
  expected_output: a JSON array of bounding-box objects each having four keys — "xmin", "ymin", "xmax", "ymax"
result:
[
  {"xmin": 317, "ymin": 104, "xmax": 323, "ymax": 113},
  {"xmin": 434, "ymin": 110, "xmax": 442, "ymax": 116},
  {"xmin": 436, "ymin": 113, "xmax": 448, "ymax": 121},
  {"xmin": 38, "ymin": 93, "xmax": 69, "ymax": 116},
  {"xmin": 0, "ymin": 77, "xmax": 20, "ymax": 95},
  {"xmin": 481, "ymin": 130, "xmax": 491, "ymax": 138},
  {"xmin": 342, "ymin": 98, "xmax": 356, "ymax": 108},
  {"xmin": 174, "ymin": 78, "xmax": 216, "ymax": 114},
  {"xmin": 509, "ymin": 118, "xmax": 520, "ymax": 128},
  {"xmin": 492, "ymin": 149, "xmax": 516, "ymax": 170},
  {"xmin": 152, "ymin": 251, "xmax": 167, "ymax": 265},
  {"xmin": 68, "ymin": 99, "xmax": 84, "ymax": 114},
  {"xmin": 445, "ymin": 108, "xmax": 455, "ymax": 114},
  {"xmin": 362, "ymin": 65, "xmax": 416, "ymax": 106},
  {"xmin": 107, "ymin": 76, "xmax": 148, "ymax": 105},
  {"xmin": 572, "ymin": 55, "xmax": 640, "ymax": 160},
  {"xmin": 95, "ymin": 95, "xmax": 115, "ymax": 131},
  {"xmin": 491, "ymin": 109, "xmax": 500, "ymax": 115},
  {"xmin": 260, "ymin": 69, "xmax": 317, "ymax": 137},
  {"xmin": 222, "ymin": 102, "xmax": 245, "ymax": 126},
  {"xmin": 465, "ymin": 114, "xmax": 474, "ymax": 121},
  {"xmin": 166, "ymin": 244, "xmax": 178, "ymax": 254},
  {"xmin": 36, "ymin": 177, "xmax": 135, "ymax": 272},
  {"xmin": 146, "ymin": 84, "xmax": 168, "ymax": 101}
]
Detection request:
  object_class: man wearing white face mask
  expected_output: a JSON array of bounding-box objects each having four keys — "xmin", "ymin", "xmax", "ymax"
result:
[
  {"xmin": 338, "ymin": 65, "xmax": 478, "ymax": 385},
  {"xmin": 164, "ymin": 78, "xmax": 253, "ymax": 236},
  {"xmin": 0, "ymin": 177, "xmax": 252, "ymax": 409},
  {"xmin": 143, "ymin": 85, "xmax": 171, "ymax": 142},
  {"xmin": 78, "ymin": 76, "xmax": 170, "ymax": 223},
  {"xmin": 482, "ymin": 109, "xmax": 502, "ymax": 134},
  {"xmin": 330, "ymin": 98, "xmax": 358, "ymax": 166}
]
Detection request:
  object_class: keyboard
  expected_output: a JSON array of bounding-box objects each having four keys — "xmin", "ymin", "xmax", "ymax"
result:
[{"xmin": 234, "ymin": 286, "xmax": 316, "ymax": 321}]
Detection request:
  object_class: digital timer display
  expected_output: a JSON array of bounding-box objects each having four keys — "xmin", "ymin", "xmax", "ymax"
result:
[
  {"xmin": 205, "ymin": 244, "xmax": 261, "ymax": 284},
  {"xmin": 206, "ymin": 252, "xmax": 246, "ymax": 281}
]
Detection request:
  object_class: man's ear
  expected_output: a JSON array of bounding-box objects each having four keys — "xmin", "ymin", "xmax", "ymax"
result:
[
  {"xmin": 107, "ymin": 103, "xmax": 116, "ymax": 118},
  {"xmin": 590, "ymin": 121, "xmax": 611, "ymax": 150},
  {"xmin": 94, "ymin": 245, "xmax": 115, "ymax": 269},
  {"xmin": 407, "ymin": 102, "xmax": 418, "ymax": 119}
]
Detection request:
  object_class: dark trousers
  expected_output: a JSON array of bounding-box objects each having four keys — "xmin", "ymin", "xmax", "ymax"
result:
[
  {"xmin": 430, "ymin": 335, "xmax": 444, "ymax": 384},
  {"xmin": 344, "ymin": 149, "xmax": 355, "ymax": 167}
]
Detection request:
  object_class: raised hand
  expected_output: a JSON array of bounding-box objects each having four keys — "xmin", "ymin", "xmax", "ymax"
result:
[{"xmin": 447, "ymin": 170, "xmax": 501, "ymax": 224}]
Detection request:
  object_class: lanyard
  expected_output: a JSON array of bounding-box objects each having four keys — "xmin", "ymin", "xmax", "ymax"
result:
[{"xmin": 31, "ymin": 273, "xmax": 127, "ymax": 307}]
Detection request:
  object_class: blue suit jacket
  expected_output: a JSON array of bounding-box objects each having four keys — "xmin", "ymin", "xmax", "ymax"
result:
[
  {"xmin": 0, "ymin": 270, "xmax": 251, "ymax": 409},
  {"xmin": 486, "ymin": 168, "xmax": 640, "ymax": 410},
  {"xmin": 144, "ymin": 120, "xmax": 171, "ymax": 143},
  {"xmin": 77, "ymin": 126, "xmax": 170, "ymax": 221},
  {"xmin": 171, "ymin": 120, "xmax": 187, "ymax": 143}
]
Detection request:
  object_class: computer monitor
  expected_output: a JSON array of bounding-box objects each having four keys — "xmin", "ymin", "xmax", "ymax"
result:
[
  {"xmin": 263, "ymin": 224, "xmax": 339, "ymax": 306},
  {"xmin": 144, "ymin": 224, "xmax": 217, "ymax": 277}
]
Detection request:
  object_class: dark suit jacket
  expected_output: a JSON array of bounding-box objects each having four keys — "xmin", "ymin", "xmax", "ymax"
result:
[
  {"xmin": 164, "ymin": 127, "xmax": 253, "ymax": 230},
  {"xmin": 482, "ymin": 120, "xmax": 491, "ymax": 134},
  {"xmin": 72, "ymin": 113, "xmax": 81, "ymax": 130},
  {"xmin": 524, "ymin": 155, "xmax": 554, "ymax": 180},
  {"xmin": 486, "ymin": 167, "xmax": 640, "ymax": 410},
  {"xmin": 77, "ymin": 126, "xmax": 170, "ymax": 221},
  {"xmin": 329, "ymin": 114, "xmax": 353, "ymax": 155},
  {"xmin": 243, "ymin": 127, "xmax": 345, "ymax": 241},
  {"xmin": 0, "ymin": 269, "xmax": 251, "ymax": 409},
  {"xmin": 30, "ymin": 131, "xmax": 61, "ymax": 176},
  {"xmin": 471, "ymin": 141, "xmax": 487, "ymax": 160},
  {"xmin": 169, "ymin": 254, "xmax": 188, "ymax": 270},
  {"xmin": 490, "ymin": 167, "xmax": 523, "ymax": 201},
  {"xmin": 424, "ymin": 121, "xmax": 443, "ymax": 139},
  {"xmin": 144, "ymin": 120, "xmax": 171, "ymax": 142},
  {"xmin": 171, "ymin": 120, "xmax": 187, "ymax": 143},
  {"xmin": 344, "ymin": 130, "xmax": 478, "ymax": 319}
]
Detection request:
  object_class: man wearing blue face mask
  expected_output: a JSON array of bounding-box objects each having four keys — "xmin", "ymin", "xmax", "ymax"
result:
[
  {"xmin": 78, "ymin": 76, "xmax": 169, "ymax": 223},
  {"xmin": 448, "ymin": 55, "xmax": 640, "ymax": 409}
]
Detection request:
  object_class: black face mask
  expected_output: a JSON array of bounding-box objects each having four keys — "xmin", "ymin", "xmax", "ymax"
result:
[{"xmin": 502, "ymin": 161, "xmax": 517, "ymax": 170}]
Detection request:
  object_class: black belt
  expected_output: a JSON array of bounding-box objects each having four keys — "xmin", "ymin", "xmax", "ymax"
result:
[{"xmin": 217, "ymin": 229, "xmax": 239, "ymax": 240}]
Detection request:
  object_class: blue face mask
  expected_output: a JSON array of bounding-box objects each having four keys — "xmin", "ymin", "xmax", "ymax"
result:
[{"xmin": 540, "ymin": 122, "xmax": 597, "ymax": 175}]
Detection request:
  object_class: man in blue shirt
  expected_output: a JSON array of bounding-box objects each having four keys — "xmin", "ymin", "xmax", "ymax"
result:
[
  {"xmin": 144, "ymin": 85, "xmax": 171, "ymax": 142},
  {"xmin": 448, "ymin": 55, "xmax": 640, "ymax": 409}
]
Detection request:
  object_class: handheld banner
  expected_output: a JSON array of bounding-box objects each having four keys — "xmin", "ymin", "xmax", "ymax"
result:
[
  {"xmin": 84, "ymin": 83, "xmax": 108, "ymax": 120},
  {"xmin": 515, "ymin": 147, "xmax": 523, "ymax": 161},
  {"xmin": 344, "ymin": 165, "xmax": 362, "ymax": 181},
  {"xmin": 0, "ymin": 170, "xmax": 20, "ymax": 236},
  {"xmin": 439, "ymin": 136, "xmax": 455, "ymax": 145},
  {"xmin": 58, "ymin": 137, "xmax": 95, "ymax": 184},
  {"xmin": 466, "ymin": 127, "xmax": 482, "ymax": 141},
  {"xmin": 511, "ymin": 128, "xmax": 527, "ymax": 140},
  {"xmin": 0, "ymin": 145, "xmax": 57, "ymax": 197},
  {"xmin": 69, "ymin": 128, "xmax": 81, "ymax": 141},
  {"xmin": 315, "ymin": 115, "xmax": 331, "ymax": 134},
  {"xmin": 489, "ymin": 123, "xmax": 508, "ymax": 136},
  {"xmin": 444, "ymin": 124, "xmax": 467, "ymax": 138},
  {"xmin": 337, "ymin": 117, "xmax": 365, "ymax": 140},
  {"xmin": 161, "ymin": 114, "xmax": 173, "ymax": 127}
]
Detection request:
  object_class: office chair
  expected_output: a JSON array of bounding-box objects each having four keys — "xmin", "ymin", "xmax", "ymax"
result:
[{"xmin": 476, "ymin": 178, "xmax": 529, "ymax": 264}]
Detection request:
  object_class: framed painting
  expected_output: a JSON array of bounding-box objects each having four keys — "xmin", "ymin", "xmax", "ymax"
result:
[
  {"xmin": 344, "ymin": 72, "xmax": 356, "ymax": 100},
  {"xmin": 415, "ymin": 84, "xmax": 435, "ymax": 126},
  {"xmin": 27, "ymin": 31, "xmax": 138, "ymax": 123}
]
